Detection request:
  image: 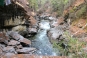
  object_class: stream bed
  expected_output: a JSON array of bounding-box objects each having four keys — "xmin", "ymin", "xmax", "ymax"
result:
[{"xmin": 30, "ymin": 20, "xmax": 60, "ymax": 56}]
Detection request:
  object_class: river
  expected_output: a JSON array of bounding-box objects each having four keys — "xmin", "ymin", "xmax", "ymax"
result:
[{"xmin": 31, "ymin": 20, "xmax": 59, "ymax": 56}]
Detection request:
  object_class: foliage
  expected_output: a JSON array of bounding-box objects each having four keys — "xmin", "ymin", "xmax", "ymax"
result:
[
  {"xmin": 28, "ymin": 0, "xmax": 39, "ymax": 11},
  {"xmin": 76, "ymin": 5, "xmax": 86, "ymax": 18},
  {"xmin": 53, "ymin": 31, "xmax": 87, "ymax": 57},
  {"xmin": 28, "ymin": 0, "xmax": 49, "ymax": 11},
  {"xmin": 50, "ymin": 0, "xmax": 69, "ymax": 16}
]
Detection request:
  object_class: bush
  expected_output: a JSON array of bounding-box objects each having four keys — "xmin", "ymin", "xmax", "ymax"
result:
[{"xmin": 53, "ymin": 31, "xmax": 87, "ymax": 57}]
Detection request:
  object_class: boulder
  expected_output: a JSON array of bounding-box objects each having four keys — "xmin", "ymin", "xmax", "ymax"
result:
[
  {"xmin": 19, "ymin": 38, "xmax": 31, "ymax": 46},
  {"xmin": 4, "ymin": 53, "xmax": 16, "ymax": 58},
  {"xmin": 0, "ymin": 44, "xmax": 5, "ymax": 48},
  {"xmin": 0, "ymin": 48, "xmax": 4, "ymax": 56},
  {"xmin": 19, "ymin": 31, "xmax": 28, "ymax": 37},
  {"xmin": 8, "ymin": 40, "xmax": 20, "ymax": 46},
  {"xmin": 3, "ymin": 46, "xmax": 17, "ymax": 53},
  {"xmin": 48, "ymin": 17, "xmax": 56, "ymax": 21},
  {"xmin": 8, "ymin": 31, "xmax": 24, "ymax": 40},
  {"xmin": 0, "ymin": 32, "xmax": 9, "ymax": 44},
  {"xmin": 16, "ymin": 47, "xmax": 36, "ymax": 54},
  {"xmin": 16, "ymin": 45, "xmax": 23, "ymax": 49}
]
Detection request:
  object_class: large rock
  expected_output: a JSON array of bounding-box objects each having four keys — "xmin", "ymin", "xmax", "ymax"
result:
[
  {"xmin": 16, "ymin": 45, "xmax": 23, "ymax": 49},
  {"xmin": 0, "ymin": 44, "xmax": 5, "ymax": 48},
  {"xmin": 8, "ymin": 40, "xmax": 20, "ymax": 46},
  {"xmin": 4, "ymin": 53, "xmax": 16, "ymax": 58},
  {"xmin": 16, "ymin": 47, "xmax": 36, "ymax": 54},
  {"xmin": 47, "ymin": 24, "xmax": 67, "ymax": 43},
  {"xmin": 19, "ymin": 31, "xmax": 28, "ymax": 37},
  {"xmin": 12, "ymin": 25, "xmax": 27, "ymax": 32},
  {"xmin": 8, "ymin": 31, "xmax": 24, "ymax": 40},
  {"xmin": 3, "ymin": 46, "xmax": 17, "ymax": 53},
  {"xmin": 0, "ymin": 32, "xmax": 9, "ymax": 44},
  {"xmin": 8, "ymin": 31, "xmax": 31, "ymax": 46},
  {"xmin": 0, "ymin": 48, "xmax": 4, "ymax": 56},
  {"xmin": 19, "ymin": 38, "xmax": 31, "ymax": 46}
]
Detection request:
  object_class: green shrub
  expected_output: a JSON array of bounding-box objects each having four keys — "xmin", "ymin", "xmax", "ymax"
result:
[{"xmin": 52, "ymin": 31, "xmax": 87, "ymax": 57}]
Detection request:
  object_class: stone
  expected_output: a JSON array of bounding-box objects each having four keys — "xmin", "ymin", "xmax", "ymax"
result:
[
  {"xmin": 16, "ymin": 47, "xmax": 36, "ymax": 54},
  {"xmin": 8, "ymin": 40, "xmax": 20, "ymax": 46},
  {"xmin": 29, "ymin": 16, "xmax": 37, "ymax": 26},
  {"xmin": 3, "ymin": 46, "xmax": 16, "ymax": 53},
  {"xmin": 19, "ymin": 38, "xmax": 31, "ymax": 46},
  {"xmin": 0, "ymin": 32, "xmax": 9, "ymax": 44},
  {"xmin": 0, "ymin": 44, "xmax": 5, "ymax": 48},
  {"xmin": 0, "ymin": 48, "xmax": 4, "ymax": 56},
  {"xmin": 8, "ymin": 31, "xmax": 24, "ymax": 40},
  {"xmin": 4, "ymin": 53, "xmax": 16, "ymax": 58},
  {"xmin": 28, "ymin": 28, "xmax": 37, "ymax": 34},
  {"xmin": 16, "ymin": 45, "xmax": 23, "ymax": 49},
  {"xmin": 48, "ymin": 17, "xmax": 56, "ymax": 21},
  {"xmin": 19, "ymin": 31, "xmax": 28, "ymax": 37},
  {"xmin": 12, "ymin": 25, "xmax": 27, "ymax": 32}
]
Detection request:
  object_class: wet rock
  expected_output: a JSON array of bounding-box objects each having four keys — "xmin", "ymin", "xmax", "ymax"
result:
[
  {"xmin": 3, "ymin": 46, "xmax": 17, "ymax": 53},
  {"xmin": 48, "ymin": 17, "xmax": 56, "ymax": 21},
  {"xmin": 19, "ymin": 38, "xmax": 31, "ymax": 46},
  {"xmin": 28, "ymin": 28, "xmax": 37, "ymax": 34},
  {"xmin": 16, "ymin": 47, "xmax": 36, "ymax": 54},
  {"xmin": 47, "ymin": 28, "xmax": 64, "ymax": 40},
  {"xmin": 0, "ymin": 32, "xmax": 9, "ymax": 44},
  {"xmin": 47, "ymin": 24, "xmax": 67, "ymax": 43},
  {"xmin": 8, "ymin": 40, "xmax": 20, "ymax": 46}
]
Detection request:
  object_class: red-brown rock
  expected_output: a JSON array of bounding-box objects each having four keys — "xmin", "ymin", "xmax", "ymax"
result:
[
  {"xmin": 3, "ymin": 46, "xmax": 16, "ymax": 53},
  {"xmin": 0, "ymin": 48, "xmax": 4, "ymax": 56},
  {"xmin": 19, "ymin": 38, "xmax": 31, "ymax": 45},
  {"xmin": 0, "ymin": 32, "xmax": 9, "ymax": 44},
  {"xmin": 8, "ymin": 40, "xmax": 20, "ymax": 46},
  {"xmin": 16, "ymin": 45, "xmax": 23, "ymax": 49},
  {"xmin": 8, "ymin": 31, "xmax": 24, "ymax": 40},
  {"xmin": 16, "ymin": 47, "xmax": 36, "ymax": 54}
]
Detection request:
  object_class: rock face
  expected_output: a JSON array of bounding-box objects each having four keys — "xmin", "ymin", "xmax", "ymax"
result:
[{"xmin": 0, "ymin": 0, "xmax": 38, "ymax": 57}]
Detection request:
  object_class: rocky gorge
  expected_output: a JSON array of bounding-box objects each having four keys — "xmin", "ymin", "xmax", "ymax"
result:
[{"xmin": 0, "ymin": 0, "xmax": 87, "ymax": 58}]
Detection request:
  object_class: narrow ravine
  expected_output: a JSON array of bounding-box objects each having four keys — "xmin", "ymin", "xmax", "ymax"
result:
[{"xmin": 30, "ymin": 20, "xmax": 59, "ymax": 56}]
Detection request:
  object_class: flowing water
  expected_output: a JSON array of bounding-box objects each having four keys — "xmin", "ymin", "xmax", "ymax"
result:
[{"xmin": 31, "ymin": 20, "xmax": 59, "ymax": 56}]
